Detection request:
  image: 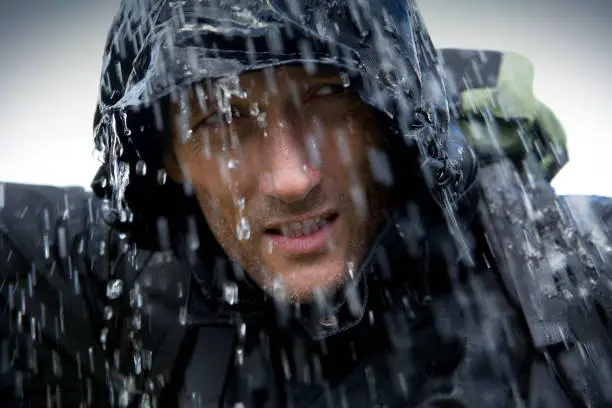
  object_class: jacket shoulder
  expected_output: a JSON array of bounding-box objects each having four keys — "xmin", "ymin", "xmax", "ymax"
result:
[
  {"xmin": 559, "ymin": 194, "xmax": 612, "ymax": 245},
  {"xmin": 0, "ymin": 182, "xmax": 96, "ymax": 267},
  {"xmin": 579, "ymin": 195, "xmax": 612, "ymax": 231},
  {"xmin": 0, "ymin": 183, "xmax": 116, "ymax": 405}
]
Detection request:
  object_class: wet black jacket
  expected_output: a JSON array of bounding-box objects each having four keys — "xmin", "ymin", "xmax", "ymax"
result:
[{"xmin": 2, "ymin": 181, "xmax": 612, "ymax": 407}]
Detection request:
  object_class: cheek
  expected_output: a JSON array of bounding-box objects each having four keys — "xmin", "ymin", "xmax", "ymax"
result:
[
  {"xmin": 176, "ymin": 152, "xmax": 236, "ymax": 231},
  {"xmin": 176, "ymin": 149, "xmax": 262, "ymax": 250},
  {"xmin": 178, "ymin": 149, "xmax": 245, "ymax": 196},
  {"xmin": 318, "ymin": 126, "xmax": 378, "ymax": 178}
]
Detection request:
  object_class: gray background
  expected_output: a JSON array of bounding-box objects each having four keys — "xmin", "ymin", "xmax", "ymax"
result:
[{"xmin": 0, "ymin": 0, "xmax": 610, "ymax": 195}]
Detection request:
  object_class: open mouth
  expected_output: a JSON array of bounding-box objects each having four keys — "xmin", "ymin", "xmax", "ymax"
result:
[
  {"xmin": 264, "ymin": 213, "xmax": 339, "ymax": 254},
  {"xmin": 265, "ymin": 213, "xmax": 338, "ymax": 237}
]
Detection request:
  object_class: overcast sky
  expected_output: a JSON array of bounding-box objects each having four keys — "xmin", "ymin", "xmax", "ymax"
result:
[{"xmin": 0, "ymin": 0, "xmax": 610, "ymax": 196}]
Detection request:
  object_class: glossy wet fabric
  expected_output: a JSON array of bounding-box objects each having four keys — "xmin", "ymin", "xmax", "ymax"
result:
[{"xmin": 2, "ymin": 182, "xmax": 612, "ymax": 406}]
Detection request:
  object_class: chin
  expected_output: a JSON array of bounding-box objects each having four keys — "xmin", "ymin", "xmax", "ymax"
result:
[{"xmin": 261, "ymin": 259, "xmax": 350, "ymax": 304}]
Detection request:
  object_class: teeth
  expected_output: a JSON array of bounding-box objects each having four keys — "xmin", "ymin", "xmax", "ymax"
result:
[
  {"xmin": 302, "ymin": 219, "xmax": 317, "ymax": 232},
  {"xmin": 279, "ymin": 217, "xmax": 327, "ymax": 237}
]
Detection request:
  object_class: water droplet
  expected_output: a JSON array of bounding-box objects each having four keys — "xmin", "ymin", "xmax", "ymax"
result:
[
  {"xmin": 256, "ymin": 112, "xmax": 267, "ymax": 128},
  {"xmin": 119, "ymin": 210, "xmax": 129, "ymax": 223},
  {"xmin": 88, "ymin": 346, "xmax": 95, "ymax": 371},
  {"xmin": 43, "ymin": 234, "xmax": 51, "ymax": 259},
  {"xmin": 100, "ymin": 327, "xmax": 109, "ymax": 347},
  {"xmin": 134, "ymin": 352, "xmax": 142, "ymax": 374},
  {"xmin": 103, "ymin": 306, "xmax": 114, "ymax": 320},
  {"xmin": 106, "ymin": 279, "xmax": 124, "ymax": 300},
  {"xmin": 306, "ymin": 134, "xmax": 322, "ymax": 168},
  {"xmin": 98, "ymin": 240, "xmax": 107, "ymax": 257},
  {"xmin": 132, "ymin": 312, "xmax": 142, "ymax": 330},
  {"xmin": 236, "ymin": 197, "xmax": 245, "ymax": 211},
  {"xmin": 350, "ymin": 183, "xmax": 368, "ymax": 220},
  {"xmin": 271, "ymin": 278, "xmax": 286, "ymax": 299},
  {"xmin": 143, "ymin": 349, "xmax": 153, "ymax": 371},
  {"xmin": 156, "ymin": 374, "xmax": 166, "ymax": 388},
  {"xmin": 236, "ymin": 217, "xmax": 251, "ymax": 241},
  {"xmin": 228, "ymin": 158, "xmax": 240, "ymax": 169},
  {"xmin": 340, "ymin": 71, "xmax": 350, "ymax": 88},
  {"xmin": 249, "ymin": 102, "xmax": 260, "ymax": 117},
  {"xmin": 178, "ymin": 306, "xmax": 188, "ymax": 326},
  {"xmin": 335, "ymin": 129, "xmax": 352, "ymax": 165},
  {"xmin": 223, "ymin": 281, "xmax": 239, "ymax": 305},
  {"xmin": 57, "ymin": 226, "xmax": 68, "ymax": 259},
  {"xmin": 118, "ymin": 389, "xmax": 131, "ymax": 408},
  {"xmin": 297, "ymin": 40, "xmax": 316, "ymax": 74},
  {"xmin": 139, "ymin": 393, "xmax": 152, "ymax": 408},
  {"xmin": 367, "ymin": 147, "xmax": 394, "ymax": 186},
  {"xmin": 235, "ymin": 347, "xmax": 244, "ymax": 366},
  {"xmin": 135, "ymin": 160, "xmax": 147, "ymax": 176},
  {"xmin": 119, "ymin": 238, "xmax": 130, "ymax": 253},
  {"xmin": 129, "ymin": 286, "xmax": 144, "ymax": 308},
  {"xmin": 52, "ymin": 350, "xmax": 62, "ymax": 377},
  {"xmin": 156, "ymin": 169, "xmax": 167, "ymax": 185},
  {"xmin": 344, "ymin": 281, "xmax": 362, "ymax": 317}
]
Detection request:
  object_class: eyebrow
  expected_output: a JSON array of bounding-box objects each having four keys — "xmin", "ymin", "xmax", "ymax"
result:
[
  {"xmin": 183, "ymin": 69, "xmax": 344, "ymax": 123},
  {"xmin": 182, "ymin": 83, "xmax": 251, "ymax": 124}
]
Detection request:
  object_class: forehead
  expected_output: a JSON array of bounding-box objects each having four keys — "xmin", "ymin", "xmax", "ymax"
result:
[{"xmin": 238, "ymin": 65, "xmax": 341, "ymax": 87}]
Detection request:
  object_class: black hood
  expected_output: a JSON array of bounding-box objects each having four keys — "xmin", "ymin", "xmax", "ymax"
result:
[{"xmin": 91, "ymin": 0, "xmax": 478, "ymax": 250}]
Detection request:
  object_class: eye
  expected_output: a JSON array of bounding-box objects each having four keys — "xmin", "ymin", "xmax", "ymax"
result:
[
  {"xmin": 311, "ymin": 84, "xmax": 346, "ymax": 98},
  {"xmin": 202, "ymin": 111, "xmax": 222, "ymax": 126},
  {"xmin": 199, "ymin": 106, "xmax": 245, "ymax": 127}
]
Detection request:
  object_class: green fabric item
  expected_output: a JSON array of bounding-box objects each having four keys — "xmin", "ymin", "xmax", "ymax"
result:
[
  {"xmin": 459, "ymin": 52, "xmax": 538, "ymax": 121},
  {"xmin": 440, "ymin": 48, "xmax": 569, "ymax": 181}
]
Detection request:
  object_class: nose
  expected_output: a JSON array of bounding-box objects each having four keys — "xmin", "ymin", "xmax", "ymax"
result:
[{"xmin": 260, "ymin": 118, "xmax": 321, "ymax": 202}]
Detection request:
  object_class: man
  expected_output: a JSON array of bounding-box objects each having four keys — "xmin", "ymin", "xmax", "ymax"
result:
[{"xmin": 2, "ymin": 0, "xmax": 612, "ymax": 407}]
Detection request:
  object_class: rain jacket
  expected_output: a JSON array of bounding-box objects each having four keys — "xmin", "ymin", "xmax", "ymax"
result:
[
  {"xmin": 3, "ymin": 1, "xmax": 612, "ymax": 407},
  {"xmin": 2, "ymin": 188, "xmax": 612, "ymax": 408}
]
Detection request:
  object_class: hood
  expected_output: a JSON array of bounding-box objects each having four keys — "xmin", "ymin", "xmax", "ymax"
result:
[{"xmin": 91, "ymin": 0, "xmax": 478, "ymax": 250}]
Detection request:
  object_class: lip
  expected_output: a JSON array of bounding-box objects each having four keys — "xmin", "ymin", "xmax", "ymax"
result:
[{"xmin": 264, "ymin": 213, "xmax": 338, "ymax": 255}]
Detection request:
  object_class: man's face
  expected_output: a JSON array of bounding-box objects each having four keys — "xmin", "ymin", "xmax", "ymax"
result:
[{"xmin": 167, "ymin": 66, "xmax": 389, "ymax": 302}]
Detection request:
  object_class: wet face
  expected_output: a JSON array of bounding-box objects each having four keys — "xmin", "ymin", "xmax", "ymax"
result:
[{"xmin": 166, "ymin": 66, "xmax": 390, "ymax": 302}]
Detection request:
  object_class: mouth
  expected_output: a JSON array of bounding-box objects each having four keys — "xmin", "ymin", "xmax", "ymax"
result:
[{"xmin": 264, "ymin": 213, "xmax": 339, "ymax": 254}]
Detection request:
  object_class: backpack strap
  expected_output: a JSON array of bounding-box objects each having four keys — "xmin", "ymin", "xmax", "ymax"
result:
[
  {"xmin": 103, "ymin": 248, "xmax": 196, "ymax": 407},
  {"xmin": 178, "ymin": 326, "xmax": 236, "ymax": 408},
  {"xmin": 476, "ymin": 159, "xmax": 612, "ymax": 407}
]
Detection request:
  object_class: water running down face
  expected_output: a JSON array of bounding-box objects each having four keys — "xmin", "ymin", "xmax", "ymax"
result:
[{"xmin": 165, "ymin": 65, "xmax": 391, "ymax": 302}]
